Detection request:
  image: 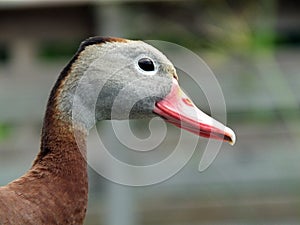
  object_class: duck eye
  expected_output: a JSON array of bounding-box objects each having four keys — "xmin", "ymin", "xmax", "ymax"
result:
[{"xmin": 138, "ymin": 58, "xmax": 155, "ymax": 72}]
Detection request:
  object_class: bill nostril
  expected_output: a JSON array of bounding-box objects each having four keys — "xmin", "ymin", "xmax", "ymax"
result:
[
  {"xmin": 182, "ymin": 98, "xmax": 193, "ymax": 106},
  {"xmin": 172, "ymin": 72, "xmax": 178, "ymax": 80}
]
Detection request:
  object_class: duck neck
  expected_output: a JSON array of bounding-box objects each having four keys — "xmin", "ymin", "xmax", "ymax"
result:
[
  {"xmin": 33, "ymin": 70, "xmax": 90, "ymax": 172},
  {"xmin": 34, "ymin": 46, "xmax": 97, "ymax": 167},
  {"xmin": 28, "ymin": 60, "xmax": 91, "ymax": 223},
  {"xmin": 34, "ymin": 107, "xmax": 88, "ymax": 172}
]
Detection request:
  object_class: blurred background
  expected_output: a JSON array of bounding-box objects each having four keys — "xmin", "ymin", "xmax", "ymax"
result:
[{"xmin": 0, "ymin": 0, "xmax": 300, "ymax": 224}]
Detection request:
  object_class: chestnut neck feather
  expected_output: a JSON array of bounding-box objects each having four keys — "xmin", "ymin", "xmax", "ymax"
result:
[{"xmin": 0, "ymin": 63, "xmax": 89, "ymax": 225}]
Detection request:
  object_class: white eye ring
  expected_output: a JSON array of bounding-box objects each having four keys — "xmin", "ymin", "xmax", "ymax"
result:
[{"xmin": 135, "ymin": 55, "xmax": 158, "ymax": 76}]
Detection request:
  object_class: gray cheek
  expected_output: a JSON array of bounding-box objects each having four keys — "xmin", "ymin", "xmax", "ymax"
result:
[
  {"xmin": 95, "ymin": 80, "xmax": 124, "ymax": 120},
  {"xmin": 129, "ymin": 96, "xmax": 162, "ymax": 119},
  {"xmin": 128, "ymin": 75, "xmax": 173, "ymax": 119},
  {"xmin": 95, "ymin": 75, "xmax": 172, "ymax": 120}
]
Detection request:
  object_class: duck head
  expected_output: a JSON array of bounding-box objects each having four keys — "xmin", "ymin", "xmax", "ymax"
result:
[{"xmin": 62, "ymin": 37, "xmax": 235, "ymax": 145}]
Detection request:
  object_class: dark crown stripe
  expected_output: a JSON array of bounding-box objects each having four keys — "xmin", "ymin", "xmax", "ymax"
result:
[
  {"xmin": 59, "ymin": 36, "xmax": 127, "ymax": 81},
  {"xmin": 78, "ymin": 36, "xmax": 128, "ymax": 53}
]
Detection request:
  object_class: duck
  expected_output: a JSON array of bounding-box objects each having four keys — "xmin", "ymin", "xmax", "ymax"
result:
[{"xmin": 0, "ymin": 36, "xmax": 235, "ymax": 225}]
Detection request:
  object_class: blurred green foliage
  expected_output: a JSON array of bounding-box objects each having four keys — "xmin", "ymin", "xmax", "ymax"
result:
[
  {"xmin": 228, "ymin": 108, "xmax": 300, "ymax": 125},
  {"xmin": 0, "ymin": 123, "xmax": 12, "ymax": 142},
  {"xmin": 37, "ymin": 40, "xmax": 80, "ymax": 61},
  {"xmin": 124, "ymin": 1, "xmax": 299, "ymax": 55}
]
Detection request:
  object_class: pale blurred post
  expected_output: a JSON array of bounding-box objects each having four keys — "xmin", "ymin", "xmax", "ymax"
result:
[
  {"xmin": 93, "ymin": 3, "xmax": 137, "ymax": 225},
  {"xmin": 9, "ymin": 38, "xmax": 37, "ymax": 77}
]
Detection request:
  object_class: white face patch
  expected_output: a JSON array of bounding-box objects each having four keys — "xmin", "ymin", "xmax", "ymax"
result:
[{"xmin": 134, "ymin": 55, "xmax": 158, "ymax": 76}]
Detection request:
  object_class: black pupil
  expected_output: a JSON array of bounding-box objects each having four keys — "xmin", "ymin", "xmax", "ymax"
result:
[{"xmin": 138, "ymin": 58, "xmax": 155, "ymax": 71}]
